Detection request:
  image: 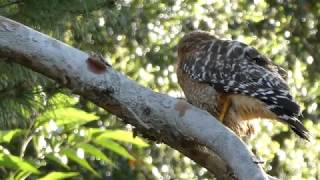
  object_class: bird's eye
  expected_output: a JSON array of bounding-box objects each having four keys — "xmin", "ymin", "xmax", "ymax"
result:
[
  {"xmin": 252, "ymin": 57, "xmax": 259, "ymax": 63},
  {"xmin": 253, "ymin": 57, "xmax": 267, "ymax": 66}
]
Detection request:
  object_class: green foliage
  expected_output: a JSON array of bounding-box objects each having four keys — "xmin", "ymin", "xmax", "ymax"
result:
[
  {"xmin": 0, "ymin": 129, "xmax": 23, "ymax": 143},
  {"xmin": 76, "ymin": 143, "xmax": 114, "ymax": 167},
  {"xmin": 38, "ymin": 172, "xmax": 79, "ymax": 180},
  {"xmin": 61, "ymin": 148, "xmax": 100, "ymax": 177},
  {"xmin": 95, "ymin": 130, "xmax": 149, "ymax": 148},
  {"xmin": 38, "ymin": 107, "xmax": 99, "ymax": 127},
  {"xmin": 0, "ymin": 153, "xmax": 39, "ymax": 174},
  {"xmin": 0, "ymin": 0, "xmax": 320, "ymax": 179},
  {"xmin": 93, "ymin": 139, "xmax": 135, "ymax": 161},
  {"xmin": 0, "ymin": 88, "xmax": 148, "ymax": 179}
]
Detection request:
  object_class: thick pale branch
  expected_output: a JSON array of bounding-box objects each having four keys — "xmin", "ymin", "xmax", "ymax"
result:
[{"xmin": 0, "ymin": 16, "xmax": 269, "ymax": 180}]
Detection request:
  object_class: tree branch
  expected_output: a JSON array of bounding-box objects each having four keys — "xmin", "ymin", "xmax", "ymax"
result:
[{"xmin": 0, "ymin": 16, "xmax": 270, "ymax": 180}]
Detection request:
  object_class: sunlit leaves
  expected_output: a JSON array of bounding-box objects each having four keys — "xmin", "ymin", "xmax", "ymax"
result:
[
  {"xmin": 61, "ymin": 148, "xmax": 100, "ymax": 177},
  {"xmin": 93, "ymin": 139, "xmax": 135, "ymax": 160},
  {"xmin": 38, "ymin": 172, "xmax": 79, "ymax": 180},
  {"xmin": 0, "ymin": 129, "xmax": 23, "ymax": 143},
  {"xmin": 46, "ymin": 153, "xmax": 70, "ymax": 170},
  {"xmin": 0, "ymin": 87, "xmax": 147, "ymax": 178},
  {"xmin": 47, "ymin": 93, "xmax": 78, "ymax": 109},
  {"xmin": 36, "ymin": 107, "xmax": 98, "ymax": 128},
  {"xmin": 0, "ymin": 153, "xmax": 39, "ymax": 174},
  {"xmin": 76, "ymin": 143, "xmax": 114, "ymax": 167},
  {"xmin": 95, "ymin": 130, "xmax": 149, "ymax": 148},
  {"xmin": 8, "ymin": 171, "xmax": 32, "ymax": 180}
]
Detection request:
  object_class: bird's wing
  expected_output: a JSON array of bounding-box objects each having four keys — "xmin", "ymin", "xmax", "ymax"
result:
[{"xmin": 179, "ymin": 39, "xmax": 309, "ymax": 139}]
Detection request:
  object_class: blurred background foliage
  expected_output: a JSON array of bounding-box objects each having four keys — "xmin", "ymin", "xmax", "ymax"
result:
[{"xmin": 0, "ymin": 0, "xmax": 319, "ymax": 179}]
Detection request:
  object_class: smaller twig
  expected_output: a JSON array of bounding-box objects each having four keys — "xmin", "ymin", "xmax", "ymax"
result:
[
  {"xmin": 20, "ymin": 111, "xmax": 38, "ymax": 158},
  {"xmin": 19, "ymin": 135, "xmax": 33, "ymax": 158}
]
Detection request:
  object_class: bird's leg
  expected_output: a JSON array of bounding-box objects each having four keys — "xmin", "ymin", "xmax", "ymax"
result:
[{"xmin": 219, "ymin": 98, "xmax": 231, "ymax": 123}]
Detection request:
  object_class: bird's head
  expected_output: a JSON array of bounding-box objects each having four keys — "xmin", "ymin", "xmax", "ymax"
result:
[{"xmin": 177, "ymin": 31, "xmax": 216, "ymax": 57}]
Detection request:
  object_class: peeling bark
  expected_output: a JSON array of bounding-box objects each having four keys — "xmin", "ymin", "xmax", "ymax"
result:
[{"xmin": 0, "ymin": 16, "xmax": 272, "ymax": 180}]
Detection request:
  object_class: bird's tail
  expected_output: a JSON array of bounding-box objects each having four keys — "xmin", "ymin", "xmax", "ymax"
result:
[
  {"xmin": 211, "ymin": 81, "xmax": 310, "ymax": 140},
  {"xmin": 278, "ymin": 115, "xmax": 309, "ymax": 140}
]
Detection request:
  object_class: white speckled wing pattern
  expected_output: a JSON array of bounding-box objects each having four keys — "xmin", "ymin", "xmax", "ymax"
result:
[{"xmin": 179, "ymin": 33, "xmax": 309, "ymax": 140}]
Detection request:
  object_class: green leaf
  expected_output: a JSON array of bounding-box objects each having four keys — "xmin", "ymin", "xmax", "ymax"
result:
[
  {"xmin": 86, "ymin": 128, "xmax": 105, "ymax": 138},
  {"xmin": 93, "ymin": 139, "xmax": 135, "ymax": 160},
  {"xmin": 0, "ymin": 153, "xmax": 39, "ymax": 174},
  {"xmin": 49, "ymin": 93, "xmax": 78, "ymax": 108},
  {"xmin": 54, "ymin": 108, "xmax": 98, "ymax": 126},
  {"xmin": 61, "ymin": 148, "xmax": 100, "ymax": 177},
  {"xmin": 38, "ymin": 172, "xmax": 79, "ymax": 180},
  {"xmin": 12, "ymin": 171, "xmax": 32, "ymax": 180},
  {"xmin": 77, "ymin": 143, "xmax": 115, "ymax": 167},
  {"xmin": 37, "ymin": 107, "xmax": 98, "ymax": 128},
  {"xmin": 96, "ymin": 130, "xmax": 149, "ymax": 147},
  {"xmin": 0, "ymin": 129, "xmax": 23, "ymax": 143},
  {"xmin": 46, "ymin": 153, "xmax": 70, "ymax": 170}
]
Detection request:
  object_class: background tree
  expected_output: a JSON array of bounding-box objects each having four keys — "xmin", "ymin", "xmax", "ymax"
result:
[{"xmin": 0, "ymin": 0, "xmax": 319, "ymax": 179}]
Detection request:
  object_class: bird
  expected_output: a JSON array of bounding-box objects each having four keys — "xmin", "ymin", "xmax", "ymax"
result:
[{"xmin": 176, "ymin": 31, "xmax": 309, "ymax": 140}]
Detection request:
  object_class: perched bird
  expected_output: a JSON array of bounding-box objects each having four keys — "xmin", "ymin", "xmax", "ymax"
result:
[{"xmin": 176, "ymin": 31, "xmax": 309, "ymax": 140}]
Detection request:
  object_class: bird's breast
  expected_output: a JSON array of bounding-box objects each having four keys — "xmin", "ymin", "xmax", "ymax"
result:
[{"xmin": 177, "ymin": 69, "xmax": 220, "ymax": 116}]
